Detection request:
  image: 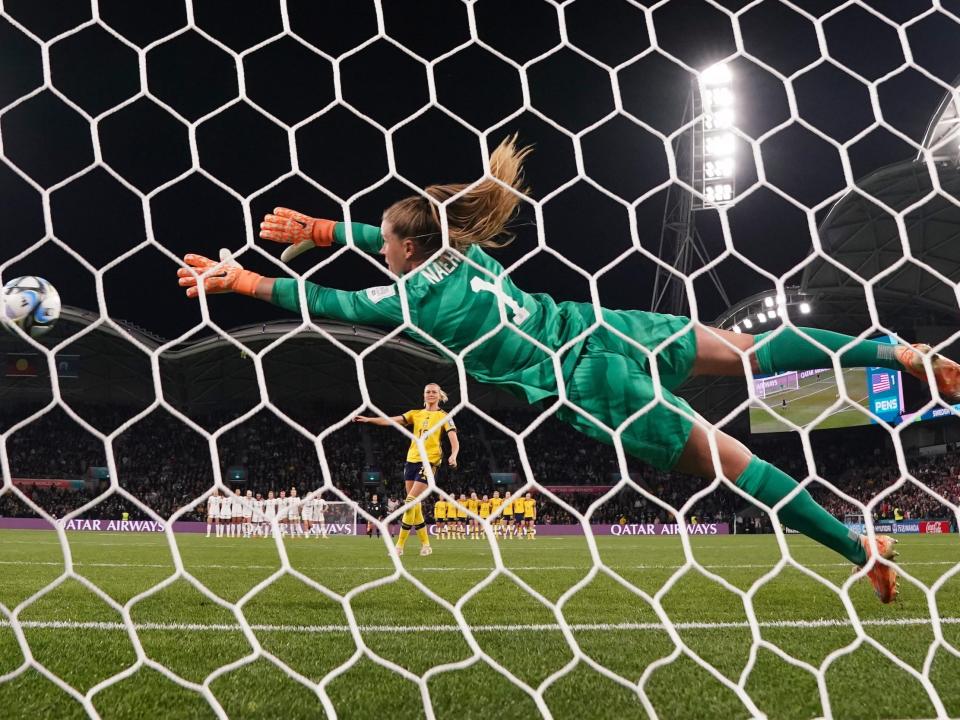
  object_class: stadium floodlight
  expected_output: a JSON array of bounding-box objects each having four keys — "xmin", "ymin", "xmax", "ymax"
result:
[
  {"xmin": 757, "ymin": 313, "xmax": 767, "ymax": 323},
  {"xmin": 764, "ymin": 296, "xmax": 774, "ymax": 308},
  {"xmin": 696, "ymin": 62, "xmax": 736, "ymax": 208},
  {"xmin": 800, "ymin": 302, "xmax": 812, "ymax": 314},
  {"xmin": 701, "ymin": 62, "xmax": 732, "ymax": 86},
  {"xmin": 704, "ymin": 158, "xmax": 735, "ymax": 178},
  {"xmin": 733, "ymin": 325, "xmax": 742, "ymax": 333},
  {"xmin": 704, "ymin": 183, "xmax": 734, "ymax": 204},
  {"xmin": 766, "ymin": 309, "xmax": 776, "ymax": 319},
  {"xmin": 707, "ymin": 107, "xmax": 734, "ymax": 129},
  {"xmin": 704, "ymin": 133, "xmax": 735, "ymax": 156},
  {"xmin": 742, "ymin": 317, "xmax": 753, "ymax": 329}
]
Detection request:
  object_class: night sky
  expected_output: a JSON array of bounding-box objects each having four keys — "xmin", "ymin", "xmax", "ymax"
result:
[{"xmin": 1, "ymin": 0, "xmax": 959, "ymax": 341}]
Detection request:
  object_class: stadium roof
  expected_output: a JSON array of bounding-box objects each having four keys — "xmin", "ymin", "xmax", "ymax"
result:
[
  {"xmin": 799, "ymin": 159, "xmax": 960, "ymax": 333},
  {"xmin": 799, "ymin": 75, "xmax": 960, "ymax": 335},
  {"xmin": 1, "ymin": 307, "xmax": 526, "ymax": 417}
]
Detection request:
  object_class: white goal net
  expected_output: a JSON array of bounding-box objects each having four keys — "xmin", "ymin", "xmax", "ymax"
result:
[
  {"xmin": 1, "ymin": 0, "xmax": 959, "ymax": 718},
  {"xmin": 753, "ymin": 371, "xmax": 799, "ymax": 400},
  {"xmin": 307, "ymin": 500, "xmax": 357, "ymax": 537}
]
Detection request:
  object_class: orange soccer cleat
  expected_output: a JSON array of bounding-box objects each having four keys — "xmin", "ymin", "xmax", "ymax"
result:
[
  {"xmin": 857, "ymin": 534, "xmax": 899, "ymax": 604},
  {"xmin": 895, "ymin": 344, "xmax": 960, "ymax": 403}
]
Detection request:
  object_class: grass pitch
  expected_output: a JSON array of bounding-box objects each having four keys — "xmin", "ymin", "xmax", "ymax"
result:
[{"xmin": 0, "ymin": 529, "xmax": 958, "ymax": 719}]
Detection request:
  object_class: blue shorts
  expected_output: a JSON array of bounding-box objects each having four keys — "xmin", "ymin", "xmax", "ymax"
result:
[{"xmin": 404, "ymin": 461, "xmax": 440, "ymax": 483}]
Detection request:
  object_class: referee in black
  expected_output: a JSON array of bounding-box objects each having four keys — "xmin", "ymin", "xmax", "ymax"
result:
[{"xmin": 365, "ymin": 494, "xmax": 384, "ymax": 538}]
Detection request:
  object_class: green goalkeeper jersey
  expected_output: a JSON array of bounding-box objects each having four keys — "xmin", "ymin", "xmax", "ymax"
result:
[{"xmin": 270, "ymin": 222, "xmax": 595, "ymax": 403}]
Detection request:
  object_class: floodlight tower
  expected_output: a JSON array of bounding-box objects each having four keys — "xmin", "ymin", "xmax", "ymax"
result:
[{"xmin": 650, "ymin": 63, "xmax": 735, "ymax": 317}]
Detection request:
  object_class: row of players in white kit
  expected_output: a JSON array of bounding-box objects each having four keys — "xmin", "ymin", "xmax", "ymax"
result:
[{"xmin": 205, "ymin": 489, "xmax": 328, "ymax": 539}]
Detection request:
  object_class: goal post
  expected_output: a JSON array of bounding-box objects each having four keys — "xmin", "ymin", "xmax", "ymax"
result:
[
  {"xmin": 313, "ymin": 500, "xmax": 358, "ymax": 536},
  {"xmin": 753, "ymin": 371, "xmax": 799, "ymax": 400}
]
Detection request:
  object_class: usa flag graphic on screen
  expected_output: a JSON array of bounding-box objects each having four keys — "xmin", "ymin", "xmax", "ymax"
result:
[{"xmin": 872, "ymin": 374, "xmax": 892, "ymax": 393}]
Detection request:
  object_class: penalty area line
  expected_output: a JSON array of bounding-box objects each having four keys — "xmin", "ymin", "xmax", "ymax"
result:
[{"xmin": 3, "ymin": 617, "xmax": 959, "ymax": 634}]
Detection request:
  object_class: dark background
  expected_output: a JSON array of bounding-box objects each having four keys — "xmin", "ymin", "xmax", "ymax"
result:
[{"xmin": 1, "ymin": 0, "xmax": 959, "ymax": 340}]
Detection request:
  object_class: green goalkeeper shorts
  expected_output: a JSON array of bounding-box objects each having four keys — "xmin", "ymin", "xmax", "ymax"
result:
[{"xmin": 557, "ymin": 310, "xmax": 697, "ymax": 471}]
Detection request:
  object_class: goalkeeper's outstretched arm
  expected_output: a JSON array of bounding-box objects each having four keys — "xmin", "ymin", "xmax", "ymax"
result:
[
  {"xmin": 176, "ymin": 250, "xmax": 404, "ymax": 328},
  {"xmin": 258, "ymin": 207, "xmax": 384, "ymax": 261}
]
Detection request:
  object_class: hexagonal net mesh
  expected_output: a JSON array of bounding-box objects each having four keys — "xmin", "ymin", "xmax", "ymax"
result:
[{"xmin": 1, "ymin": 0, "xmax": 959, "ymax": 717}]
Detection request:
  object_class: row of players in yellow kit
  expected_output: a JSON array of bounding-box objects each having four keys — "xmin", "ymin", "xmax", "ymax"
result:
[{"xmin": 433, "ymin": 490, "xmax": 537, "ymax": 539}]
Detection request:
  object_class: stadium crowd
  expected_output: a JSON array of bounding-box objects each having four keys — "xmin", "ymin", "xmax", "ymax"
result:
[{"xmin": 1, "ymin": 405, "xmax": 958, "ymax": 531}]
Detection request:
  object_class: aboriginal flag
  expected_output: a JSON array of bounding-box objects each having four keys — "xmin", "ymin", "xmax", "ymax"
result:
[{"xmin": 5, "ymin": 353, "xmax": 40, "ymax": 377}]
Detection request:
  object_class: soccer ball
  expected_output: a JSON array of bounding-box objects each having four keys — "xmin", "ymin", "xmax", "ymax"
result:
[{"xmin": 2, "ymin": 276, "xmax": 61, "ymax": 338}]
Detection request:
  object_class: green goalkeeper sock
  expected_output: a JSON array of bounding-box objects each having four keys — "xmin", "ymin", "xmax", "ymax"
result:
[
  {"xmin": 754, "ymin": 328, "xmax": 900, "ymax": 374},
  {"xmin": 735, "ymin": 456, "xmax": 866, "ymax": 565}
]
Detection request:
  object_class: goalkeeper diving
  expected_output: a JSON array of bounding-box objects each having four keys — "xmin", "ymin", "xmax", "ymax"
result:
[{"xmin": 177, "ymin": 136, "xmax": 960, "ymax": 604}]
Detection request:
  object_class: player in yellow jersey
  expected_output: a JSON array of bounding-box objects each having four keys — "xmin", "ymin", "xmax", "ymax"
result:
[
  {"xmin": 522, "ymin": 493, "xmax": 536, "ymax": 539},
  {"xmin": 502, "ymin": 491, "xmax": 515, "ymax": 538},
  {"xmin": 355, "ymin": 383, "xmax": 460, "ymax": 556},
  {"xmin": 490, "ymin": 491, "xmax": 503, "ymax": 537},
  {"xmin": 433, "ymin": 497, "xmax": 448, "ymax": 539},
  {"xmin": 478, "ymin": 494, "xmax": 491, "ymax": 537},
  {"xmin": 466, "ymin": 491, "xmax": 480, "ymax": 540},
  {"xmin": 455, "ymin": 493, "xmax": 468, "ymax": 539}
]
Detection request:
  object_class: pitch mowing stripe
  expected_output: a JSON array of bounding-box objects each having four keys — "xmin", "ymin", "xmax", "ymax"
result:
[
  {"xmin": 3, "ymin": 618, "xmax": 959, "ymax": 634},
  {"xmin": 0, "ymin": 560, "xmax": 955, "ymax": 571}
]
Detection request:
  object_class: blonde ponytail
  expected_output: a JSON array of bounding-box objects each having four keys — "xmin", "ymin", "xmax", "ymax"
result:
[{"xmin": 384, "ymin": 134, "xmax": 532, "ymax": 253}]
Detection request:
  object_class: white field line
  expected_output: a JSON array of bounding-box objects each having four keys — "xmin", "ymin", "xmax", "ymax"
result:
[
  {"xmin": 0, "ymin": 560, "xmax": 955, "ymax": 572},
  {"xmin": 819, "ymin": 395, "xmax": 870, "ymax": 418},
  {"xmin": 2, "ymin": 617, "xmax": 959, "ymax": 634}
]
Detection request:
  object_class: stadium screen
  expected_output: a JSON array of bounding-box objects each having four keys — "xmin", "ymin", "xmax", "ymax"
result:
[{"xmin": 749, "ymin": 334, "xmax": 907, "ymax": 434}]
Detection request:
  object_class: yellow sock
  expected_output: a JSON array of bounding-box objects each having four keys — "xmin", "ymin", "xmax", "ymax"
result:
[
  {"xmin": 396, "ymin": 527, "xmax": 409, "ymax": 549},
  {"xmin": 401, "ymin": 497, "xmax": 417, "ymax": 525},
  {"xmin": 412, "ymin": 504, "xmax": 429, "ymax": 546}
]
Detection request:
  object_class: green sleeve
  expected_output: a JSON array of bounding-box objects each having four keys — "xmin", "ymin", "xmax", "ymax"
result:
[
  {"xmin": 271, "ymin": 278, "xmax": 403, "ymax": 327},
  {"xmin": 334, "ymin": 222, "xmax": 383, "ymax": 254}
]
